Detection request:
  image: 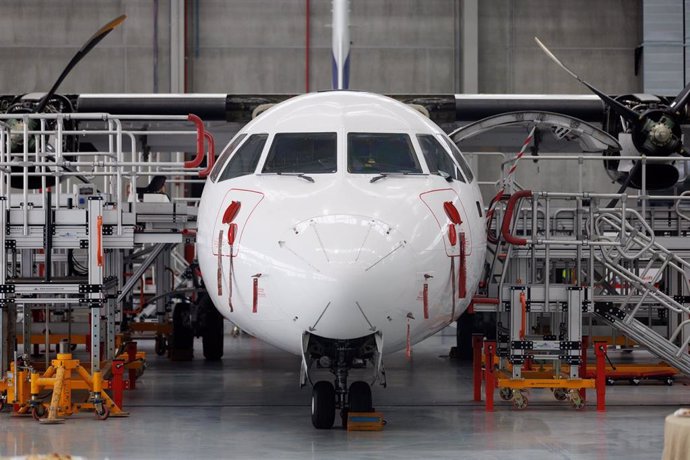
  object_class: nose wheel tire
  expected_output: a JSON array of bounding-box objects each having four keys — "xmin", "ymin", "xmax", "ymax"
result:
[
  {"xmin": 348, "ymin": 381, "xmax": 373, "ymax": 412},
  {"xmin": 311, "ymin": 381, "xmax": 336, "ymax": 429}
]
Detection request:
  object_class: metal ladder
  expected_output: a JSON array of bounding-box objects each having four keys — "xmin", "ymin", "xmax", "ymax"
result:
[{"xmin": 592, "ymin": 208, "xmax": 690, "ymax": 375}]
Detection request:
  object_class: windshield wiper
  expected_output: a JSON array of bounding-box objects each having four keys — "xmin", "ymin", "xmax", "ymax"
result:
[
  {"xmin": 276, "ymin": 172, "xmax": 315, "ymax": 183},
  {"xmin": 437, "ymin": 170, "xmax": 453, "ymax": 182},
  {"xmin": 370, "ymin": 172, "xmax": 427, "ymax": 183}
]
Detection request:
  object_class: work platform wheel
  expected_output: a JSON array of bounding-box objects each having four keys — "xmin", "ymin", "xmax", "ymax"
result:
[
  {"xmin": 665, "ymin": 377, "xmax": 674, "ymax": 386},
  {"xmin": 630, "ymin": 378, "xmax": 641, "ymax": 386},
  {"xmin": 569, "ymin": 390, "xmax": 585, "ymax": 410},
  {"xmin": 94, "ymin": 403, "xmax": 110, "ymax": 420},
  {"xmin": 512, "ymin": 390, "xmax": 528, "ymax": 410},
  {"xmin": 553, "ymin": 388, "xmax": 568, "ymax": 401},
  {"xmin": 348, "ymin": 381, "xmax": 373, "ymax": 412},
  {"xmin": 499, "ymin": 388, "xmax": 512, "ymax": 401},
  {"xmin": 311, "ymin": 381, "xmax": 336, "ymax": 429},
  {"xmin": 31, "ymin": 405, "xmax": 46, "ymax": 421}
]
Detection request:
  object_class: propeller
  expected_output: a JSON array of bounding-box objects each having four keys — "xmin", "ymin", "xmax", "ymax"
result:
[
  {"xmin": 536, "ymin": 37, "xmax": 690, "ymax": 192},
  {"xmin": 35, "ymin": 15, "xmax": 126, "ymax": 113},
  {"xmin": 7, "ymin": 15, "xmax": 126, "ymax": 189}
]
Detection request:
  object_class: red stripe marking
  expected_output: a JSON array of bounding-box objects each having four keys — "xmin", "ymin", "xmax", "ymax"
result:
[
  {"xmin": 252, "ymin": 277, "xmax": 259, "ymax": 313},
  {"xmin": 423, "ymin": 283, "xmax": 429, "ymax": 319}
]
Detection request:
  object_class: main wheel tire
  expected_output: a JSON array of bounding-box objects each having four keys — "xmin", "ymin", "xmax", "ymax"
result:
[
  {"xmin": 311, "ymin": 381, "xmax": 336, "ymax": 429},
  {"xmin": 171, "ymin": 299, "xmax": 194, "ymax": 360},
  {"xmin": 199, "ymin": 294, "xmax": 224, "ymax": 361},
  {"xmin": 348, "ymin": 381, "xmax": 373, "ymax": 412},
  {"xmin": 154, "ymin": 335, "xmax": 167, "ymax": 356}
]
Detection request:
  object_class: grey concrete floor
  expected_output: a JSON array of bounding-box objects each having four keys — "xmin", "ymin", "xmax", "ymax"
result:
[{"xmin": 1, "ymin": 331, "xmax": 688, "ymax": 460}]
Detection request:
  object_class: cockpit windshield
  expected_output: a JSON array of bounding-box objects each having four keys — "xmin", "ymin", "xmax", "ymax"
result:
[
  {"xmin": 347, "ymin": 133, "xmax": 422, "ymax": 174},
  {"xmin": 262, "ymin": 132, "xmax": 337, "ymax": 174}
]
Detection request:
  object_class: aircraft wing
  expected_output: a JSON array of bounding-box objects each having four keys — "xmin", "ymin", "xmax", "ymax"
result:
[{"xmin": 72, "ymin": 93, "xmax": 605, "ymax": 124}]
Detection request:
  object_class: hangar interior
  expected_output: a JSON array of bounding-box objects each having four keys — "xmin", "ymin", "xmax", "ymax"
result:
[{"xmin": 0, "ymin": 1, "xmax": 689, "ymax": 459}]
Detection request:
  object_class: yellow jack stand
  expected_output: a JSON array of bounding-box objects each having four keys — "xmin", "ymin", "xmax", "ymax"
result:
[
  {"xmin": 2, "ymin": 362, "xmax": 32, "ymax": 414},
  {"xmin": 29, "ymin": 352, "xmax": 128, "ymax": 423}
]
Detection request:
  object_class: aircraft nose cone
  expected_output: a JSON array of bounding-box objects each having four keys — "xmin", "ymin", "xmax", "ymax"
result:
[{"xmin": 275, "ymin": 214, "xmax": 416, "ymax": 339}]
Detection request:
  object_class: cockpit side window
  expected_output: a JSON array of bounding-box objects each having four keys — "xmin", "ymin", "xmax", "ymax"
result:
[
  {"xmin": 440, "ymin": 135, "xmax": 475, "ymax": 183},
  {"xmin": 217, "ymin": 133, "xmax": 268, "ymax": 182},
  {"xmin": 417, "ymin": 134, "xmax": 465, "ymax": 183},
  {"xmin": 347, "ymin": 133, "xmax": 422, "ymax": 174},
  {"xmin": 210, "ymin": 133, "xmax": 247, "ymax": 182},
  {"xmin": 262, "ymin": 132, "xmax": 337, "ymax": 174}
]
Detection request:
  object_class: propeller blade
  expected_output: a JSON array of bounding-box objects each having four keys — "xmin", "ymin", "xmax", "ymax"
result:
[
  {"xmin": 535, "ymin": 37, "xmax": 639, "ymax": 123},
  {"xmin": 36, "ymin": 14, "xmax": 126, "ymax": 112},
  {"xmin": 669, "ymin": 79, "xmax": 690, "ymax": 115},
  {"xmin": 605, "ymin": 162, "xmax": 640, "ymax": 208}
]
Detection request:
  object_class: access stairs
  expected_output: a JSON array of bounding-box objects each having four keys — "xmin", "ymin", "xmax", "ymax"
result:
[{"xmin": 479, "ymin": 189, "xmax": 690, "ymax": 378}]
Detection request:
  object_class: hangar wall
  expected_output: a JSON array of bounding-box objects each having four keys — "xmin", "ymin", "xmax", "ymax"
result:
[
  {"xmin": 0, "ymin": 0, "xmax": 644, "ymax": 196},
  {"xmin": 0, "ymin": 0, "xmax": 642, "ymax": 95}
]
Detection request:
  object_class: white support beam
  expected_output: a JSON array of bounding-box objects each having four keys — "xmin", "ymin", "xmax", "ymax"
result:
[
  {"xmin": 170, "ymin": 0, "xmax": 186, "ymax": 93},
  {"xmin": 461, "ymin": 0, "xmax": 479, "ymax": 94}
]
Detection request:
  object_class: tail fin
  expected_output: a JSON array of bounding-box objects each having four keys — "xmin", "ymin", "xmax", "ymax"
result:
[{"xmin": 331, "ymin": 0, "xmax": 350, "ymax": 89}]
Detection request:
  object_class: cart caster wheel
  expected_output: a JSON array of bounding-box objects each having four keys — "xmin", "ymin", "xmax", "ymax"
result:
[
  {"xmin": 630, "ymin": 378, "xmax": 641, "ymax": 386},
  {"xmin": 512, "ymin": 390, "xmax": 528, "ymax": 410},
  {"xmin": 606, "ymin": 378, "xmax": 615, "ymax": 386},
  {"xmin": 499, "ymin": 388, "xmax": 512, "ymax": 401},
  {"xmin": 94, "ymin": 404, "xmax": 110, "ymax": 420},
  {"xmin": 665, "ymin": 377, "xmax": 674, "ymax": 386},
  {"xmin": 513, "ymin": 396, "xmax": 528, "ymax": 410},
  {"xmin": 568, "ymin": 390, "xmax": 585, "ymax": 410},
  {"xmin": 571, "ymin": 399, "xmax": 585, "ymax": 410},
  {"xmin": 0, "ymin": 400, "xmax": 4, "ymax": 412},
  {"xmin": 553, "ymin": 388, "xmax": 568, "ymax": 401},
  {"xmin": 31, "ymin": 405, "xmax": 46, "ymax": 421}
]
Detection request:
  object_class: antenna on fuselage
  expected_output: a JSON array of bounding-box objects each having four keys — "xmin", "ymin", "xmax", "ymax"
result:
[{"xmin": 331, "ymin": 0, "xmax": 350, "ymax": 89}]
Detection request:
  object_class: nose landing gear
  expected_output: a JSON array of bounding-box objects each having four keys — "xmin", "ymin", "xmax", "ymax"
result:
[{"xmin": 310, "ymin": 378, "xmax": 374, "ymax": 429}]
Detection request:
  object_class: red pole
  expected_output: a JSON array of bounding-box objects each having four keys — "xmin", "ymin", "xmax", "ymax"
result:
[
  {"xmin": 111, "ymin": 360, "xmax": 125, "ymax": 409},
  {"xmin": 483, "ymin": 341, "xmax": 496, "ymax": 412},
  {"xmin": 472, "ymin": 334, "xmax": 483, "ymax": 402},
  {"xmin": 127, "ymin": 341, "xmax": 137, "ymax": 390},
  {"xmin": 579, "ymin": 336, "xmax": 589, "ymax": 402},
  {"xmin": 595, "ymin": 341, "xmax": 606, "ymax": 412}
]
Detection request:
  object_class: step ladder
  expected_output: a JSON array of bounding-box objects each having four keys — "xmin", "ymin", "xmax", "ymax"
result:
[{"xmin": 592, "ymin": 208, "xmax": 690, "ymax": 376}]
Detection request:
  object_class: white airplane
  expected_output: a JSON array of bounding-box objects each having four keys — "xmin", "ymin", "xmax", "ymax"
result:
[
  {"xmin": 196, "ymin": 89, "xmax": 486, "ymax": 429},
  {"xmin": 3, "ymin": 0, "xmax": 640, "ymax": 431}
]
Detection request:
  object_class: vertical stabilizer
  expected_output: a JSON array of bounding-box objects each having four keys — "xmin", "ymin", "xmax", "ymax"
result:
[{"xmin": 331, "ymin": 0, "xmax": 350, "ymax": 89}]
